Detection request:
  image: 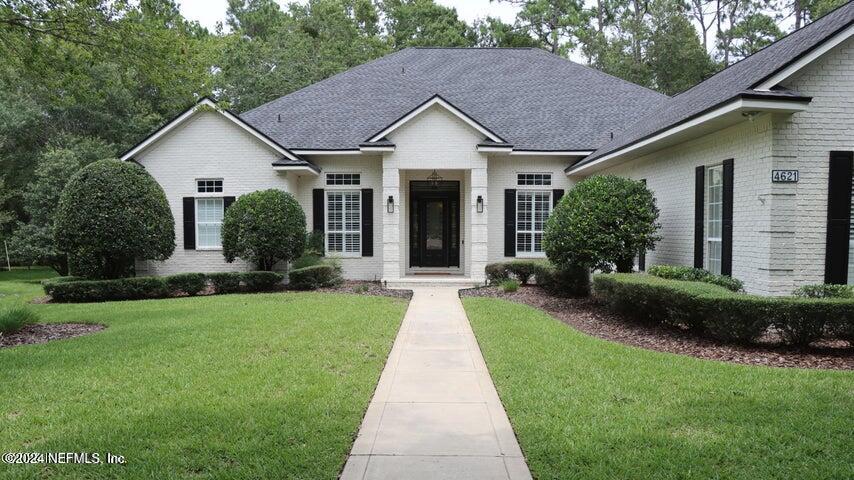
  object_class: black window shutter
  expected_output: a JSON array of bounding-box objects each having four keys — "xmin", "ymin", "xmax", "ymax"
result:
[
  {"xmin": 182, "ymin": 197, "xmax": 195, "ymax": 250},
  {"xmin": 721, "ymin": 159, "xmax": 734, "ymax": 276},
  {"xmin": 361, "ymin": 188, "xmax": 373, "ymax": 257},
  {"xmin": 825, "ymin": 151, "xmax": 853, "ymax": 284},
  {"xmin": 312, "ymin": 189, "xmax": 325, "ymax": 233},
  {"xmin": 223, "ymin": 196, "xmax": 236, "ymax": 211},
  {"xmin": 552, "ymin": 189, "xmax": 564, "ymax": 208},
  {"xmin": 504, "ymin": 189, "xmax": 516, "ymax": 257},
  {"xmin": 694, "ymin": 166, "xmax": 705, "ymax": 269}
]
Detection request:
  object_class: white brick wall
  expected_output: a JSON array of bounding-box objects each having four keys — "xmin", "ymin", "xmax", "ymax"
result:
[
  {"xmin": 597, "ymin": 37, "xmax": 854, "ymax": 295},
  {"xmin": 135, "ymin": 111, "xmax": 299, "ymax": 275}
]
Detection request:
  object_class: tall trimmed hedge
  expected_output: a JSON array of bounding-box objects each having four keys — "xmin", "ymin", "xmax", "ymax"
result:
[
  {"xmin": 221, "ymin": 189, "xmax": 306, "ymax": 271},
  {"xmin": 593, "ymin": 274, "xmax": 854, "ymax": 345},
  {"xmin": 54, "ymin": 160, "xmax": 174, "ymax": 279}
]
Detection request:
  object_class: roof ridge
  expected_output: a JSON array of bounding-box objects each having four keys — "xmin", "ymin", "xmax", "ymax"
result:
[{"xmin": 410, "ymin": 46, "xmax": 535, "ymax": 50}]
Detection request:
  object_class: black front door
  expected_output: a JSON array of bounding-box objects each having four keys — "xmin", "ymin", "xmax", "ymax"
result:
[{"xmin": 410, "ymin": 181, "xmax": 460, "ymax": 268}]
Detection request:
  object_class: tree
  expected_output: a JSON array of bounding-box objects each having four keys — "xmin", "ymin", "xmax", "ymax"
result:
[
  {"xmin": 727, "ymin": 11, "xmax": 782, "ymax": 60},
  {"xmin": 221, "ymin": 189, "xmax": 307, "ymax": 271},
  {"xmin": 647, "ymin": 0, "xmax": 716, "ymax": 94},
  {"xmin": 543, "ymin": 175, "xmax": 660, "ymax": 273},
  {"xmin": 55, "ymin": 160, "xmax": 175, "ymax": 279},
  {"xmin": 498, "ymin": 0, "xmax": 586, "ymax": 54},
  {"xmin": 381, "ymin": 0, "xmax": 477, "ymax": 48},
  {"xmin": 474, "ymin": 16, "xmax": 540, "ymax": 47}
]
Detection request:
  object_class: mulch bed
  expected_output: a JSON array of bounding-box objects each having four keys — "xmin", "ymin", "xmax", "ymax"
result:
[
  {"xmin": 317, "ymin": 281, "xmax": 413, "ymax": 300},
  {"xmin": 460, "ymin": 286, "xmax": 853, "ymax": 370},
  {"xmin": 0, "ymin": 323, "xmax": 105, "ymax": 349}
]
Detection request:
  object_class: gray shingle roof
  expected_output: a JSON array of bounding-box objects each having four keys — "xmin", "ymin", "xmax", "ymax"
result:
[
  {"xmin": 574, "ymin": 2, "xmax": 854, "ymax": 169},
  {"xmin": 241, "ymin": 48, "xmax": 668, "ymax": 151}
]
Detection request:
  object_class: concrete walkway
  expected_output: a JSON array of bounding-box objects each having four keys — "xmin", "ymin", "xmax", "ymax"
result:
[{"xmin": 340, "ymin": 287, "xmax": 532, "ymax": 480}]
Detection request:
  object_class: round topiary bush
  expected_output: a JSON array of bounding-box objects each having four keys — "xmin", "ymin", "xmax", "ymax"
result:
[
  {"xmin": 544, "ymin": 175, "xmax": 660, "ymax": 273},
  {"xmin": 221, "ymin": 189, "xmax": 306, "ymax": 271},
  {"xmin": 54, "ymin": 159, "xmax": 175, "ymax": 279}
]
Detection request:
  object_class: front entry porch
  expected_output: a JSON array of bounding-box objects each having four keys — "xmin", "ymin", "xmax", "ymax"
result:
[{"xmin": 382, "ymin": 167, "xmax": 488, "ymax": 287}]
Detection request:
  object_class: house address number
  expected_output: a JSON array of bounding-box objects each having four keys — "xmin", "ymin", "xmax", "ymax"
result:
[{"xmin": 771, "ymin": 170, "xmax": 799, "ymax": 183}]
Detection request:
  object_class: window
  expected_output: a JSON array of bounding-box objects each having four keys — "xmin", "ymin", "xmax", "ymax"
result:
[
  {"xmin": 197, "ymin": 179, "xmax": 223, "ymax": 193},
  {"xmin": 517, "ymin": 191, "xmax": 551, "ymax": 256},
  {"xmin": 196, "ymin": 197, "xmax": 224, "ymax": 248},
  {"xmin": 517, "ymin": 173, "xmax": 552, "ymax": 186},
  {"xmin": 326, "ymin": 173, "xmax": 360, "ymax": 186},
  {"xmin": 707, "ymin": 165, "xmax": 723, "ymax": 275},
  {"xmin": 327, "ymin": 191, "xmax": 361, "ymax": 255}
]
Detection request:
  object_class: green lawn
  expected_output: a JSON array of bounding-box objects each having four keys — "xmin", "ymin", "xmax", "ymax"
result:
[
  {"xmin": 463, "ymin": 297, "xmax": 853, "ymax": 480},
  {"xmin": 0, "ymin": 269, "xmax": 407, "ymax": 479}
]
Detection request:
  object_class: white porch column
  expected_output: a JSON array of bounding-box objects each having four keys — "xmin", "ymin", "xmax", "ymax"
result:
[
  {"xmin": 382, "ymin": 159, "xmax": 401, "ymax": 282},
  {"xmin": 469, "ymin": 160, "xmax": 488, "ymax": 282}
]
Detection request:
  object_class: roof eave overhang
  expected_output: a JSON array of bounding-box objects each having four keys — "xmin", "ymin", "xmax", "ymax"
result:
[
  {"xmin": 566, "ymin": 96, "xmax": 811, "ymax": 176},
  {"xmin": 271, "ymin": 163, "xmax": 321, "ymax": 175}
]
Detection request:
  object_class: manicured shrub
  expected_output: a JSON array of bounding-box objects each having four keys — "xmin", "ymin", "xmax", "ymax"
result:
[
  {"xmin": 208, "ymin": 272, "xmax": 242, "ymax": 294},
  {"xmin": 500, "ymin": 279, "xmax": 520, "ymax": 293},
  {"xmin": 505, "ymin": 260, "xmax": 547, "ymax": 285},
  {"xmin": 292, "ymin": 254, "xmax": 322, "ymax": 270},
  {"xmin": 165, "ymin": 273, "xmax": 207, "ymax": 296},
  {"xmin": 54, "ymin": 159, "xmax": 175, "ymax": 279},
  {"xmin": 792, "ymin": 284, "xmax": 854, "ymax": 298},
  {"xmin": 485, "ymin": 263, "xmax": 510, "ymax": 284},
  {"xmin": 0, "ymin": 306, "xmax": 38, "ymax": 335},
  {"xmin": 648, "ymin": 264, "xmax": 744, "ymax": 292},
  {"xmin": 288, "ymin": 264, "xmax": 342, "ymax": 290},
  {"xmin": 41, "ymin": 276, "xmax": 85, "ymax": 292},
  {"xmin": 537, "ymin": 263, "xmax": 591, "ymax": 297},
  {"xmin": 544, "ymin": 175, "xmax": 660, "ymax": 272},
  {"xmin": 221, "ymin": 189, "xmax": 306, "ymax": 270},
  {"xmin": 241, "ymin": 271, "xmax": 283, "ymax": 292},
  {"xmin": 47, "ymin": 277, "xmax": 169, "ymax": 302},
  {"xmin": 593, "ymin": 274, "xmax": 854, "ymax": 345}
]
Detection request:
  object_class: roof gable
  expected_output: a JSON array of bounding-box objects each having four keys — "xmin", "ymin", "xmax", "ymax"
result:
[{"xmin": 121, "ymin": 98, "xmax": 313, "ymax": 170}]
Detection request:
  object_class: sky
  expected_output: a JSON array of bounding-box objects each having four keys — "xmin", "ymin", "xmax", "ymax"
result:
[{"xmin": 178, "ymin": 0, "xmax": 523, "ymax": 32}]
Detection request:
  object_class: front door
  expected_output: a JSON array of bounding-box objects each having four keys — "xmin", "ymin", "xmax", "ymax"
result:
[{"xmin": 410, "ymin": 181, "xmax": 460, "ymax": 268}]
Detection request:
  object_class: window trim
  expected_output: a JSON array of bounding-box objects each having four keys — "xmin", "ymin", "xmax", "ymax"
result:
[
  {"xmin": 706, "ymin": 164, "xmax": 723, "ymax": 274},
  {"xmin": 195, "ymin": 197, "xmax": 224, "ymax": 250},
  {"xmin": 325, "ymin": 190, "xmax": 362, "ymax": 258},
  {"xmin": 515, "ymin": 190, "xmax": 552, "ymax": 258}
]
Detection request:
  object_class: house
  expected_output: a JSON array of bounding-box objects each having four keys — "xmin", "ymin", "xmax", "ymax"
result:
[
  {"xmin": 124, "ymin": 3, "xmax": 853, "ymax": 293},
  {"xmin": 567, "ymin": 2, "xmax": 854, "ymax": 295}
]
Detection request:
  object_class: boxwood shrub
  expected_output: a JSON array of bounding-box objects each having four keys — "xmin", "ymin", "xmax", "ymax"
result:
[
  {"xmin": 486, "ymin": 260, "xmax": 590, "ymax": 297},
  {"xmin": 593, "ymin": 274, "xmax": 854, "ymax": 345},
  {"xmin": 241, "ymin": 271, "xmax": 283, "ymax": 292},
  {"xmin": 792, "ymin": 283, "xmax": 854, "ymax": 298},
  {"xmin": 288, "ymin": 264, "xmax": 341, "ymax": 290},
  {"xmin": 46, "ymin": 277, "xmax": 169, "ymax": 303},
  {"xmin": 648, "ymin": 264, "xmax": 744, "ymax": 292},
  {"xmin": 165, "ymin": 273, "xmax": 207, "ymax": 296},
  {"xmin": 208, "ymin": 272, "xmax": 242, "ymax": 294}
]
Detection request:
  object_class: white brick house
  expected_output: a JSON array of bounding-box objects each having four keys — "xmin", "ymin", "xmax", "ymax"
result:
[{"xmin": 125, "ymin": 4, "xmax": 853, "ymax": 293}]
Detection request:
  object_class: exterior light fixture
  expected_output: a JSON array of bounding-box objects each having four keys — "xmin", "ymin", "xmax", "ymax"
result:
[
  {"xmin": 387, "ymin": 195, "xmax": 394, "ymax": 213},
  {"xmin": 427, "ymin": 169, "xmax": 443, "ymax": 188},
  {"xmin": 476, "ymin": 195, "xmax": 484, "ymax": 213}
]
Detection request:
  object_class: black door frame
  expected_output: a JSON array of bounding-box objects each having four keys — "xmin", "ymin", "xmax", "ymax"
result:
[{"xmin": 409, "ymin": 181, "xmax": 460, "ymax": 268}]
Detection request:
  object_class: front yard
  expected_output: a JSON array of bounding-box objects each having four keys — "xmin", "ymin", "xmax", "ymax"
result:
[
  {"xmin": 0, "ymin": 269, "xmax": 407, "ymax": 479},
  {"xmin": 464, "ymin": 297, "xmax": 853, "ymax": 480}
]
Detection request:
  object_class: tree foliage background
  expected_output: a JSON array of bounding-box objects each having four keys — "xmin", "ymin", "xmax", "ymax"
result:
[{"xmin": 0, "ymin": 0, "xmax": 846, "ymax": 268}]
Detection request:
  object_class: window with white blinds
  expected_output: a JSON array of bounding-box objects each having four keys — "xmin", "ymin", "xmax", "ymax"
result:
[
  {"xmin": 707, "ymin": 165, "xmax": 723, "ymax": 275},
  {"xmin": 196, "ymin": 197, "xmax": 224, "ymax": 248},
  {"xmin": 326, "ymin": 191, "xmax": 361, "ymax": 255},
  {"xmin": 848, "ymin": 173, "xmax": 854, "ymax": 285},
  {"xmin": 516, "ymin": 191, "xmax": 551, "ymax": 256}
]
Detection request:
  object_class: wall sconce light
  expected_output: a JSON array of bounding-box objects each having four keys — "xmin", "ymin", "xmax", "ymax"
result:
[
  {"xmin": 476, "ymin": 195, "xmax": 484, "ymax": 213},
  {"xmin": 387, "ymin": 195, "xmax": 394, "ymax": 213}
]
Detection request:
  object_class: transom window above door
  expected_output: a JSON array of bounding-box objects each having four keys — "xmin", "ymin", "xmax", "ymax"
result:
[
  {"xmin": 197, "ymin": 179, "xmax": 223, "ymax": 193},
  {"xmin": 517, "ymin": 191, "xmax": 551, "ymax": 256},
  {"xmin": 517, "ymin": 173, "xmax": 552, "ymax": 186},
  {"xmin": 326, "ymin": 173, "xmax": 361, "ymax": 186}
]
